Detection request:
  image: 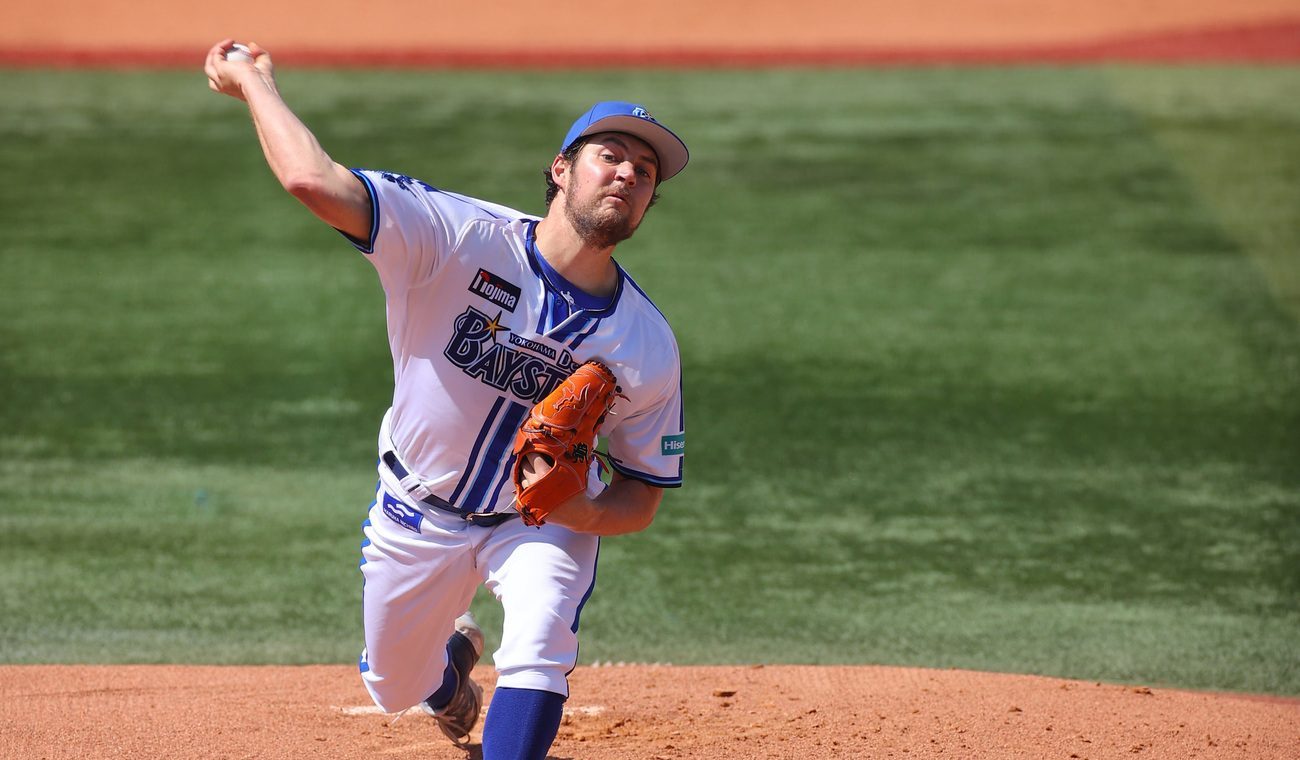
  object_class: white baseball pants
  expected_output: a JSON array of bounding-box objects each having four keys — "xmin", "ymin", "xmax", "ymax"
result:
[{"xmin": 357, "ymin": 482, "xmax": 599, "ymax": 713}]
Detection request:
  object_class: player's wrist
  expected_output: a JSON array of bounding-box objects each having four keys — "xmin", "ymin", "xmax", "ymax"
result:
[
  {"xmin": 544, "ymin": 493, "xmax": 600, "ymax": 533},
  {"xmin": 238, "ymin": 70, "xmax": 279, "ymax": 102}
]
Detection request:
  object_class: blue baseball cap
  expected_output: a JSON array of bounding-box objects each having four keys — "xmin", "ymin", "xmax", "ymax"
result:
[{"xmin": 561, "ymin": 101, "xmax": 689, "ymax": 182}]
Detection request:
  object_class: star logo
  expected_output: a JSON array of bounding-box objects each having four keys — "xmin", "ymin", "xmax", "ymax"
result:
[{"xmin": 484, "ymin": 311, "xmax": 510, "ymax": 342}]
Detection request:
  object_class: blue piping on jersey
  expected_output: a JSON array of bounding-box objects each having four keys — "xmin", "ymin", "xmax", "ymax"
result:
[
  {"xmin": 483, "ymin": 451, "xmax": 518, "ymax": 514},
  {"xmin": 548, "ymin": 313, "xmax": 597, "ymax": 345},
  {"xmin": 450, "ymin": 396, "xmax": 507, "ymax": 505},
  {"xmin": 359, "ymin": 514, "xmax": 373, "ymax": 569},
  {"xmin": 609, "ymin": 459, "xmax": 683, "ymax": 488},
  {"xmin": 613, "ymin": 273, "xmax": 686, "ymax": 488},
  {"xmin": 462, "ymin": 401, "xmax": 530, "ymax": 510},
  {"xmin": 537, "ymin": 286, "xmax": 567, "ymax": 335},
  {"xmin": 567, "ymin": 318, "xmax": 603, "ymax": 351},
  {"xmin": 523, "ymin": 220, "xmax": 625, "ymax": 324},
  {"xmin": 342, "ymin": 170, "xmax": 381, "ymax": 254},
  {"xmin": 534, "ymin": 246, "xmax": 615, "ymax": 312},
  {"xmin": 569, "ymin": 539, "xmax": 601, "ymax": 635},
  {"xmin": 618, "ymin": 270, "xmax": 674, "ymax": 328},
  {"xmin": 342, "ymin": 169, "xmax": 541, "ymax": 254}
]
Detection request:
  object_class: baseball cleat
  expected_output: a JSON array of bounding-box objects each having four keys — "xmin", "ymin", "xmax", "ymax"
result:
[{"xmin": 422, "ymin": 612, "xmax": 486, "ymax": 745}]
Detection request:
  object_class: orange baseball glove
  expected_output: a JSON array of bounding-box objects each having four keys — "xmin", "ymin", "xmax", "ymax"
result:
[{"xmin": 511, "ymin": 361, "xmax": 625, "ymax": 526}]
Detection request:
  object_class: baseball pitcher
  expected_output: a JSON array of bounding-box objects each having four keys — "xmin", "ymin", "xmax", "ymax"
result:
[{"xmin": 204, "ymin": 39, "xmax": 687, "ymax": 759}]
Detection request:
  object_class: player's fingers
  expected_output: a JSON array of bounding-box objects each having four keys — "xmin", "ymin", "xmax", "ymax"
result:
[
  {"xmin": 204, "ymin": 55, "xmax": 227, "ymax": 83},
  {"xmin": 203, "ymin": 43, "xmax": 229, "ymax": 78},
  {"xmin": 521, "ymin": 452, "xmax": 554, "ymax": 487},
  {"xmin": 245, "ymin": 41, "xmax": 274, "ymax": 72},
  {"xmin": 206, "ymin": 38, "xmax": 234, "ymax": 65}
]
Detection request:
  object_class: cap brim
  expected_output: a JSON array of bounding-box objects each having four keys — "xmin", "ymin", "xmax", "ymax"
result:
[{"xmin": 574, "ymin": 115, "xmax": 690, "ymax": 182}]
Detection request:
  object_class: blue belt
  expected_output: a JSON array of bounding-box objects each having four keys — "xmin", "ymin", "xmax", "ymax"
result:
[{"xmin": 381, "ymin": 451, "xmax": 518, "ymax": 528}]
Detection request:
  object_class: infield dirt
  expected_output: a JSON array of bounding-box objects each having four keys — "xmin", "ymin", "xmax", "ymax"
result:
[{"xmin": 3, "ymin": 664, "xmax": 1299, "ymax": 759}]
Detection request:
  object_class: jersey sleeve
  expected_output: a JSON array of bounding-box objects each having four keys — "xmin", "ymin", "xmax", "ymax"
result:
[
  {"xmin": 343, "ymin": 170, "xmax": 536, "ymax": 294},
  {"xmin": 605, "ymin": 359, "xmax": 685, "ymax": 489},
  {"xmin": 342, "ymin": 170, "xmax": 462, "ymax": 292}
]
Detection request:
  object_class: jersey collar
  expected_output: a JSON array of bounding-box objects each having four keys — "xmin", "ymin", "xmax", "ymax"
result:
[{"xmin": 524, "ymin": 220, "xmax": 624, "ymax": 317}]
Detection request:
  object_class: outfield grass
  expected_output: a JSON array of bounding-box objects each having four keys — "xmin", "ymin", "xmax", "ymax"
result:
[{"xmin": 1, "ymin": 66, "xmax": 1297, "ymax": 695}]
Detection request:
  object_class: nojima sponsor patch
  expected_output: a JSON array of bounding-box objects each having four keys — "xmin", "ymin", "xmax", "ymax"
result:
[
  {"xmin": 469, "ymin": 269, "xmax": 521, "ymax": 312},
  {"xmin": 660, "ymin": 434, "xmax": 685, "ymax": 456}
]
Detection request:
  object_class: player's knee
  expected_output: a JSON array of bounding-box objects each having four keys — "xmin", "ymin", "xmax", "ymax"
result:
[
  {"xmin": 493, "ymin": 663, "xmax": 573, "ymax": 698},
  {"xmin": 359, "ymin": 651, "xmax": 448, "ymax": 713},
  {"xmin": 362, "ymin": 670, "xmax": 441, "ymax": 713},
  {"xmin": 493, "ymin": 612, "xmax": 580, "ymax": 697}
]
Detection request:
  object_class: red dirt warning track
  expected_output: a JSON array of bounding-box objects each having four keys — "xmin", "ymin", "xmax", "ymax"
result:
[
  {"xmin": 2, "ymin": 664, "xmax": 1298, "ymax": 759},
  {"xmin": 1, "ymin": 0, "xmax": 1298, "ymax": 65}
]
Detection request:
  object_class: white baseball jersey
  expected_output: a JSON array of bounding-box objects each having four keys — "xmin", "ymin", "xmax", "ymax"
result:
[{"xmin": 346, "ymin": 169, "xmax": 685, "ymax": 513}]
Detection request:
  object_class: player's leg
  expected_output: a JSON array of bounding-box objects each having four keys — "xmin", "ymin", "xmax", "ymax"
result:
[
  {"xmin": 358, "ymin": 485, "xmax": 481, "ymax": 713},
  {"xmin": 419, "ymin": 610, "xmax": 486, "ymax": 745},
  {"xmin": 480, "ymin": 686, "xmax": 567, "ymax": 759},
  {"xmin": 477, "ymin": 521, "xmax": 600, "ymax": 759}
]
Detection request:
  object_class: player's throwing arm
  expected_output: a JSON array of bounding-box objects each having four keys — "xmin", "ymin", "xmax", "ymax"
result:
[{"xmin": 203, "ymin": 40, "xmax": 371, "ymax": 241}]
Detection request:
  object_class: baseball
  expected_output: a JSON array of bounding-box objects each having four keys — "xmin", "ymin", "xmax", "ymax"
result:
[{"xmin": 225, "ymin": 44, "xmax": 253, "ymax": 64}]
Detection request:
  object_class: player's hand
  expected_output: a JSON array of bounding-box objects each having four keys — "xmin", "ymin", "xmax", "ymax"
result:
[
  {"xmin": 519, "ymin": 452, "xmax": 553, "ymax": 489},
  {"xmin": 204, "ymin": 39, "xmax": 275, "ymax": 102},
  {"xmin": 519, "ymin": 452, "xmax": 600, "ymax": 530}
]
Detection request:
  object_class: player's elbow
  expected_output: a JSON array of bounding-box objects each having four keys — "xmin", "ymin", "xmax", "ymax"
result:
[
  {"xmin": 282, "ymin": 170, "xmax": 331, "ymax": 204},
  {"xmin": 282, "ymin": 167, "xmax": 371, "ymax": 239},
  {"xmin": 606, "ymin": 480, "xmax": 663, "ymax": 536},
  {"xmin": 284, "ymin": 175, "xmax": 342, "ymax": 227},
  {"xmin": 635, "ymin": 487, "xmax": 663, "ymax": 529},
  {"xmin": 628, "ymin": 498, "xmax": 660, "ymax": 534}
]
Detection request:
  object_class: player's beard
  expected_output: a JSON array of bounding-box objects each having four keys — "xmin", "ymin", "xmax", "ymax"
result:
[{"xmin": 564, "ymin": 191, "xmax": 642, "ymax": 249}]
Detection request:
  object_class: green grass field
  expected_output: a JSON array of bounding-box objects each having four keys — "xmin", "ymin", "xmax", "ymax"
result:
[{"xmin": 1, "ymin": 65, "xmax": 1297, "ymax": 695}]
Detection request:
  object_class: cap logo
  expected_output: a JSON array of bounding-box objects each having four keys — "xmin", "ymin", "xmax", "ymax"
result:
[{"xmin": 631, "ymin": 107, "xmax": 655, "ymax": 121}]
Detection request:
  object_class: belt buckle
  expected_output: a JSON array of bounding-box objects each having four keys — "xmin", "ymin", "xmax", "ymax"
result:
[{"xmin": 464, "ymin": 511, "xmax": 516, "ymax": 527}]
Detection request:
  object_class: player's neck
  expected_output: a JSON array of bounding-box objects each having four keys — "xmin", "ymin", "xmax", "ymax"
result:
[{"xmin": 533, "ymin": 216, "xmax": 619, "ymax": 299}]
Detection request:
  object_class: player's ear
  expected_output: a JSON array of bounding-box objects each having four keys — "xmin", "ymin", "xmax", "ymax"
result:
[{"xmin": 549, "ymin": 154, "xmax": 571, "ymax": 190}]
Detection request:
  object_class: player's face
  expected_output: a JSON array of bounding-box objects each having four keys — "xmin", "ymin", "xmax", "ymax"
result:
[{"xmin": 560, "ymin": 133, "xmax": 659, "ymax": 248}]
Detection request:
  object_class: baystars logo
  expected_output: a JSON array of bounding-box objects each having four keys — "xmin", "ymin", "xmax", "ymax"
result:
[
  {"xmin": 631, "ymin": 107, "xmax": 655, "ymax": 121},
  {"xmin": 444, "ymin": 306, "xmax": 579, "ymax": 403}
]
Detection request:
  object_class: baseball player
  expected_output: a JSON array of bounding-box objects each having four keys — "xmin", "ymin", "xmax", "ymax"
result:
[{"xmin": 204, "ymin": 40, "xmax": 687, "ymax": 759}]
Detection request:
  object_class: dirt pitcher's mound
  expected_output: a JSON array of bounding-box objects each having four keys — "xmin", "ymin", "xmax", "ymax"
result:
[{"xmin": 2, "ymin": 664, "xmax": 1296, "ymax": 759}]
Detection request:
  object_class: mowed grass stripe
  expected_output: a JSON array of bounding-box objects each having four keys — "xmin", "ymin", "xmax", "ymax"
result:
[{"xmin": 1105, "ymin": 66, "xmax": 1300, "ymax": 322}]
